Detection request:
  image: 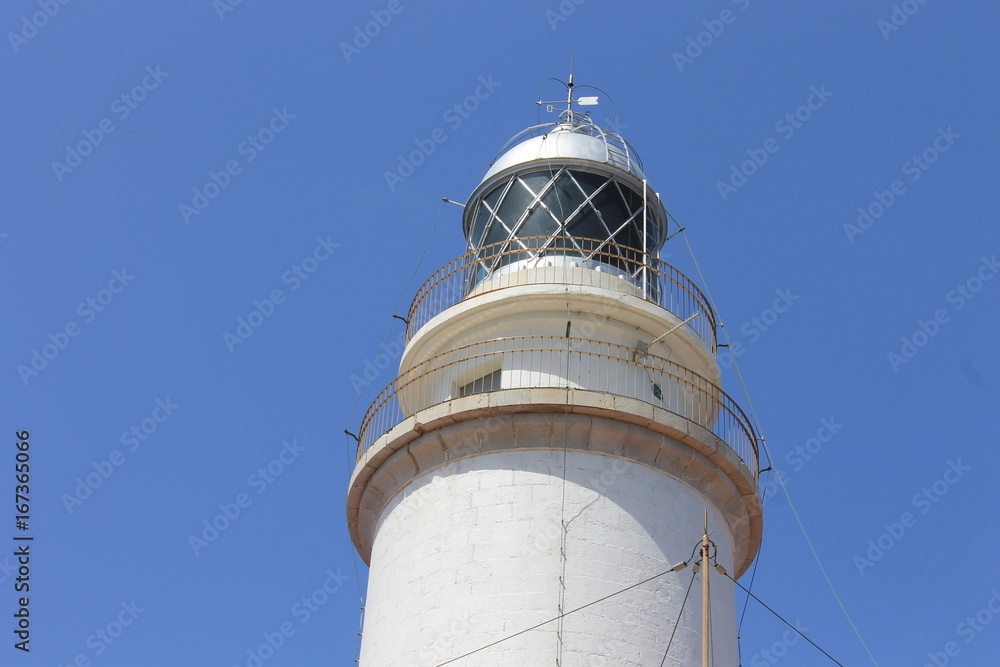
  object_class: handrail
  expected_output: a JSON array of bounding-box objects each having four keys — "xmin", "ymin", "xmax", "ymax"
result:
[
  {"xmin": 405, "ymin": 237, "xmax": 717, "ymax": 352},
  {"xmin": 489, "ymin": 119, "xmax": 644, "ymax": 173},
  {"xmin": 356, "ymin": 336, "xmax": 758, "ymax": 479}
]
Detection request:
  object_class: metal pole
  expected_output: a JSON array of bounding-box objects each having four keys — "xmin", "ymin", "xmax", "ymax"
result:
[
  {"xmin": 702, "ymin": 514, "xmax": 710, "ymax": 667},
  {"xmin": 642, "ymin": 179, "xmax": 648, "ymax": 299}
]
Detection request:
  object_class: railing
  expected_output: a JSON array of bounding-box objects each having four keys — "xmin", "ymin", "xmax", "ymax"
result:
[
  {"xmin": 490, "ymin": 117, "xmax": 644, "ymax": 174},
  {"xmin": 356, "ymin": 336, "xmax": 758, "ymax": 479},
  {"xmin": 405, "ymin": 237, "xmax": 717, "ymax": 351}
]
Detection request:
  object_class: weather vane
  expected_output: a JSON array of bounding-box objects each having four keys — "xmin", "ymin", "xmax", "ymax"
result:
[{"xmin": 537, "ymin": 56, "xmax": 599, "ymax": 123}]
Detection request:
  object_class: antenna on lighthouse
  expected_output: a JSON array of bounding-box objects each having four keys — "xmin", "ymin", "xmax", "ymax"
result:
[
  {"xmin": 538, "ymin": 58, "xmax": 599, "ymax": 122},
  {"xmin": 568, "ymin": 54, "xmax": 574, "ymax": 106}
]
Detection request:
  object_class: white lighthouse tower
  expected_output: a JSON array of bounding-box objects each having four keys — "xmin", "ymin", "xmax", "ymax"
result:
[{"xmin": 348, "ymin": 78, "xmax": 762, "ymax": 666}]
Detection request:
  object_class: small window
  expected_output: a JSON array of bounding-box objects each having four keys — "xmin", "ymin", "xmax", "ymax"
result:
[{"xmin": 459, "ymin": 369, "xmax": 502, "ymax": 397}]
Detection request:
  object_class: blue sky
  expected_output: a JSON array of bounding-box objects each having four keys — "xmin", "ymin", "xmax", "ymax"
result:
[{"xmin": 3, "ymin": 1, "xmax": 999, "ymax": 665}]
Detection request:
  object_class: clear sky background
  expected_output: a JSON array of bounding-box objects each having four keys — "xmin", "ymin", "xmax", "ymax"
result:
[{"xmin": 3, "ymin": 1, "xmax": 999, "ymax": 665}]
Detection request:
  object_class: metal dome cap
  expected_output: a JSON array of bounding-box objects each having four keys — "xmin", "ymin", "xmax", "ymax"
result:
[{"xmin": 482, "ymin": 117, "xmax": 647, "ymax": 183}]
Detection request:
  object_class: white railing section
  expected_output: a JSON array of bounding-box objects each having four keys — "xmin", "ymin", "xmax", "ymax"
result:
[
  {"xmin": 357, "ymin": 336, "xmax": 758, "ymax": 479},
  {"xmin": 405, "ymin": 237, "xmax": 717, "ymax": 352}
]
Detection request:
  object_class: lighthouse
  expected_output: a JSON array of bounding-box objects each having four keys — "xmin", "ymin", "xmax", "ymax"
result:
[{"xmin": 347, "ymin": 77, "xmax": 762, "ymax": 665}]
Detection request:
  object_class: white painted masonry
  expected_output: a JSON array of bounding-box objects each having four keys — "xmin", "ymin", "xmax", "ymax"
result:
[{"xmin": 361, "ymin": 449, "xmax": 736, "ymax": 666}]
